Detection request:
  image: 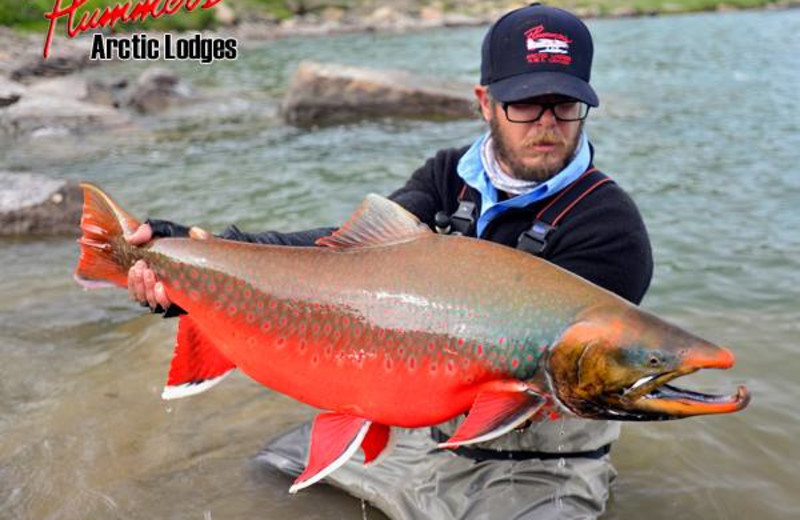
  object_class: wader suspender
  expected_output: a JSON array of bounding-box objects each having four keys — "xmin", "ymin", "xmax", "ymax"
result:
[
  {"xmin": 516, "ymin": 168, "xmax": 612, "ymax": 255},
  {"xmin": 435, "ymin": 185, "xmax": 477, "ymax": 236},
  {"xmin": 435, "ymin": 169, "xmax": 612, "ymax": 251}
]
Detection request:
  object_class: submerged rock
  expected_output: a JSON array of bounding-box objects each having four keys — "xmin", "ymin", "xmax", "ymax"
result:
[
  {"xmin": 281, "ymin": 61, "xmax": 475, "ymax": 126},
  {"xmin": 0, "ymin": 172, "xmax": 83, "ymax": 236},
  {"xmin": 125, "ymin": 67, "xmax": 193, "ymax": 114}
]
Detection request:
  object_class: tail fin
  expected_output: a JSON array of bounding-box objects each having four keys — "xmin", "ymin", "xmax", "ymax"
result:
[{"xmin": 74, "ymin": 183, "xmax": 141, "ymax": 289}]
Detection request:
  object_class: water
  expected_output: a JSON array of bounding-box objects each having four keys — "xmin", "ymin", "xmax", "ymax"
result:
[{"xmin": 2, "ymin": 8, "xmax": 799, "ymax": 519}]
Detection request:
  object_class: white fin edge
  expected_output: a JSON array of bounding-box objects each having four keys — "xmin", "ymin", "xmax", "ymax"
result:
[
  {"xmin": 73, "ymin": 273, "xmax": 116, "ymax": 289},
  {"xmin": 289, "ymin": 420, "xmax": 372, "ymax": 494},
  {"xmin": 161, "ymin": 370, "xmax": 234, "ymax": 400},
  {"xmin": 437, "ymin": 401, "xmax": 546, "ymax": 449}
]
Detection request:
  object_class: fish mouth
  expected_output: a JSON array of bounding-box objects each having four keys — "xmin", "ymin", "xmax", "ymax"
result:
[{"xmin": 610, "ymin": 355, "xmax": 751, "ymax": 420}]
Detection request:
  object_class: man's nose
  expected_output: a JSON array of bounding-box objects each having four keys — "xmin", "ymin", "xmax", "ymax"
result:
[{"xmin": 537, "ymin": 106, "xmax": 558, "ymax": 126}]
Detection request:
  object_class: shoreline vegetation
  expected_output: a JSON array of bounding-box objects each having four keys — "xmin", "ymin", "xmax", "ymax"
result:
[{"xmin": 1, "ymin": 0, "xmax": 798, "ymax": 35}]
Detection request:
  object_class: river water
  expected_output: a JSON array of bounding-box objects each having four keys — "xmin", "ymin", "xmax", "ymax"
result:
[{"xmin": 1, "ymin": 9, "xmax": 798, "ymax": 519}]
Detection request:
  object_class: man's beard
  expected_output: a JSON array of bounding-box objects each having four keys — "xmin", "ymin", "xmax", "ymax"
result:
[{"xmin": 490, "ymin": 116, "xmax": 582, "ymax": 182}]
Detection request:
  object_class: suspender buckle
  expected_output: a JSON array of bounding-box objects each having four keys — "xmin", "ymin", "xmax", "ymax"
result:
[
  {"xmin": 450, "ymin": 201, "xmax": 476, "ymax": 236},
  {"xmin": 517, "ymin": 220, "xmax": 553, "ymax": 255}
]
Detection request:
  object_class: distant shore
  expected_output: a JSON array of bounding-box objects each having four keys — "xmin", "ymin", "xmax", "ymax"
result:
[
  {"xmin": 1, "ymin": 0, "xmax": 798, "ymax": 87},
  {"xmin": 2, "ymin": 0, "xmax": 799, "ymax": 36}
]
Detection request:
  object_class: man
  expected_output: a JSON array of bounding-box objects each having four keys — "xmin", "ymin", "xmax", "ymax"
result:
[{"xmin": 127, "ymin": 4, "xmax": 652, "ymax": 518}]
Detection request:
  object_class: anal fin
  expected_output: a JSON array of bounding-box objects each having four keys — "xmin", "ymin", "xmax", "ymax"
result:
[
  {"xmin": 162, "ymin": 315, "xmax": 236, "ymax": 400},
  {"xmin": 290, "ymin": 414, "xmax": 393, "ymax": 493},
  {"xmin": 439, "ymin": 381, "xmax": 546, "ymax": 448}
]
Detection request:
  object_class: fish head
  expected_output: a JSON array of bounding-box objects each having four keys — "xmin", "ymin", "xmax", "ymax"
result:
[{"xmin": 547, "ymin": 305, "xmax": 750, "ymax": 421}]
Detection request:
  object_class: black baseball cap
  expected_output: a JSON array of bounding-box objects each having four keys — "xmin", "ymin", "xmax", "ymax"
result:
[{"xmin": 480, "ymin": 3, "xmax": 599, "ymax": 107}]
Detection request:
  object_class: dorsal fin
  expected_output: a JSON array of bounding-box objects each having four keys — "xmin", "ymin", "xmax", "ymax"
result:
[{"xmin": 315, "ymin": 194, "xmax": 431, "ymax": 249}]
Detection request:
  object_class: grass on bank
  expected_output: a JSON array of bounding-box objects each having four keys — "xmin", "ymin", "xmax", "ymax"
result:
[{"xmin": 0, "ymin": 0, "xmax": 787, "ymax": 32}]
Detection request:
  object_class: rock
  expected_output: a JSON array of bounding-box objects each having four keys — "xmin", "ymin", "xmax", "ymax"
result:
[
  {"xmin": 0, "ymin": 94, "xmax": 129, "ymax": 137},
  {"xmin": 10, "ymin": 38, "xmax": 95, "ymax": 83},
  {"xmin": 419, "ymin": 6, "xmax": 445, "ymax": 21},
  {"xmin": 610, "ymin": 6, "xmax": 638, "ymax": 17},
  {"xmin": 281, "ymin": 61, "xmax": 476, "ymax": 126},
  {"xmin": 214, "ymin": 2, "xmax": 237, "ymax": 25},
  {"xmin": 321, "ymin": 6, "xmax": 346, "ymax": 23},
  {"xmin": 0, "ymin": 77, "xmax": 25, "ymax": 108},
  {"xmin": 85, "ymin": 78, "xmax": 130, "ymax": 108},
  {"xmin": 125, "ymin": 67, "xmax": 192, "ymax": 114},
  {"xmin": 27, "ymin": 76, "xmax": 89, "ymax": 101},
  {"xmin": 0, "ymin": 172, "xmax": 83, "ymax": 236}
]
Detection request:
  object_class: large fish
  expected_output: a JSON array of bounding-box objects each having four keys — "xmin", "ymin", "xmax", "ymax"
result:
[{"xmin": 74, "ymin": 183, "xmax": 749, "ymax": 492}]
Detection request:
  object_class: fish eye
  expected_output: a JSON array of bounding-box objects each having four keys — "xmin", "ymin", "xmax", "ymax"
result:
[{"xmin": 648, "ymin": 355, "xmax": 661, "ymax": 367}]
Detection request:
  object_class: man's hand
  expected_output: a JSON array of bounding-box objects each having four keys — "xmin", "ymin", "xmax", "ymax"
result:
[
  {"xmin": 126, "ymin": 223, "xmax": 172, "ymax": 311},
  {"xmin": 126, "ymin": 223, "xmax": 212, "ymax": 311}
]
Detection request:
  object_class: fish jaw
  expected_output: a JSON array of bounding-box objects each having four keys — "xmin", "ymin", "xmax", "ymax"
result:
[{"xmin": 546, "ymin": 305, "xmax": 750, "ymax": 421}]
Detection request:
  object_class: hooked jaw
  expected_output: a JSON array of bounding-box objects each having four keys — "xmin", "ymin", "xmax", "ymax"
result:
[
  {"xmin": 616, "ymin": 345, "xmax": 750, "ymax": 420},
  {"xmin": 548, "ymin": 311, "xmax": 751, "ymax": 422}
]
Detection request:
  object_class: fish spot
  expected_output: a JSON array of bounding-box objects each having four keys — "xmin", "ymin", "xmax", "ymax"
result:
[
  {"xmin": 312, "ymin": 354, "xmax": 319, "ymax": 365},
  {"xmin": 227, "ymin": 305, "xmax": 237, "ymax": 316},
  {"xmin": 312, "ymin": 324, "xmax": 320, "ymax": 334},
  {"xmin": 526, "ymin": 354, "xmax": 534, "ymax": 362},
  {"xmin": 261, "ymin": 321, "xmax": 271, "ymax": 333},
  {"xmin": 398, "ymin": 347, "xmax": 405, "ymax": 357},
  {"xmin": 280, "ymin": 317, "xmax": 288, "ymax": 328},
  {"xmin": 385, "ymin": 358, "xmax": 393, "ymax": 371},
  {"xmin": 277, "ymin": 337, "xmax": 285, "ymax": 348},
  {"xmin": 446, "ymin": 360, "xmax": 455, "ymax": 374},
  {"xmin": 172, "ymin": 280, "xmax": 181, "ymax": 290},
  {"xmin": 476, "ymin": 344, "xmax": 484, "ymax": 357},
  {"xmin": 299, "ymin": 324, "xmax": 306, "ymax": 334},
  {"xmin": 407, "ymin": 357, "xmax": 416, "ymax": 370},
  {"xmin": 224, "ymin": 282, "xmax": 234, "ymax": 293},
  {"xmin": 428, "ymin": 341, "xmax": 435, "ymax": 352},
  {"xmin": 270, "ymin": 300, "xmax": 278, "ymax": 310},
  {"xmin": 213, "ymin": 301, "xmax": 223, "ymax": 311},
  {"xmin": 298, "ymin": 339, "xmax": 307, "ymax": 353},
  {"xmin": 457, "ymin": 338, "xmax": 465, "ymax": 347},
  {"xmin": 243, "ymin": 289, "xmax": 252, "ymax": 299},
  {"xmin": 342, "ymin": 317, "xmax": 350, "ymax": 327},
  {"xmin": 190, "ymin": 269, "xmax": 199, "ymax": 279},
  {"xmin": 324, "ymin": 345, "xmax": 333, "ymax": 358},
  {"xmin": 430, "ymin": 363, "xmax": 438, "ymax": 374},
  {"xmin": 323, "ymin": 324, "xmax": 332, "ymax": 336},
  {"xmin": 189, "ymin": 290, "xmax": 200, "ymax": 301},
  {"xmin": 511, "ymin": 358, "xmax": 519, "ymax": 368},
  {"xmin": 246, "ymin": 313, "xmax": 255, "ymax": 323},
  {"xmin": 201, "ymin": 273, "xmax": 208, "ymax": 281},
  {"xmin": 257, "ymin": 301, "xmax": 264, "ymax": 310},
  {"xmin": 498, "ymin": 337, "xmax": 505, "ymax": 345}
]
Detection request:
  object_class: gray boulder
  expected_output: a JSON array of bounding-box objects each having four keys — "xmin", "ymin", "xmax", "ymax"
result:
[
  {"xmin": 0, "ymin": 93, "xmax": 129, "ymax": 137},
  {"xmin": 280, "ymin": 61, "xmax": 475, "ymax": 126},
  {"xmin": 126, "ymin": 67, "xmax": 192, "ymax": 114},
  {"xmin": 0, "ymin": 172, "xmax": 83, "ymax": 236}
]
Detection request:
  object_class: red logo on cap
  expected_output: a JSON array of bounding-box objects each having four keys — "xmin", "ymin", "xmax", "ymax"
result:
[{"xmin": 525, "ymin": 25, "xmax": 572, "ymax": 65}]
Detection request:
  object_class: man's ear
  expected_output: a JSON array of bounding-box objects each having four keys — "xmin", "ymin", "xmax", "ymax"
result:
[{"xmin": 474, "ymin": 85, "xmax": 493, "ymax": 122}]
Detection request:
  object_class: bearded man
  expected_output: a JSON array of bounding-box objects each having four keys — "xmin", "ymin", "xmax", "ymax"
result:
[{"xmin": 127, "ymin": 4, "xmax": 653, "ymax": 518}]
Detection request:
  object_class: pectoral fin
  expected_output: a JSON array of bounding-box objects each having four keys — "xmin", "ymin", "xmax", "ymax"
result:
[
  {"xmin": 162, "ymin": 316, "xmax": 236, "ymax": 400},
  {"xmin": 290, "ymin": 414, "xmax": 392, "ymax": 493},
  {"xmin": 439, "ymin": 381, "xmax": 546, "ymax": 448}
]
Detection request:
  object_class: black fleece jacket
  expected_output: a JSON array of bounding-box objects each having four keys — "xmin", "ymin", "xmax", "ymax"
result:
[{"xmin": 149, "ymin": 146, "xmax": 653, "ymax": 306}]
